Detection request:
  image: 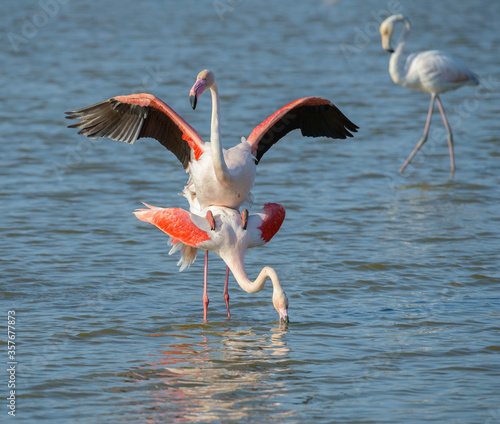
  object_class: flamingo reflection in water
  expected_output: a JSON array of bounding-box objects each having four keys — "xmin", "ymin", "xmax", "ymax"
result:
[{"xmin": 131, "ymin": 327, "xmax": 290, "ymax": 422}]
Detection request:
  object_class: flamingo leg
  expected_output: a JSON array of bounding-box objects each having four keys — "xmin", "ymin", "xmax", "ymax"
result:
[
  {"xmin": 399, "ymin": 94, "xmax": 436, "ymax": 174},
  {"xmin": 203, "ymin": 250, "xmax": 209, "ymax": 322},
  {"xmin": 206, "ymin": 210, "xmax": 216, "ymax": 231},
  {"xmin": 435, "ymin": 95, "xmax": 455, "ymax": 178},
  {"xmin": 224, "ymin": 266, "xmax": 230, "ymax": 318},
  {"xmin": 241, "ymin": 209, "xmax": 249, "ymax": 230}
]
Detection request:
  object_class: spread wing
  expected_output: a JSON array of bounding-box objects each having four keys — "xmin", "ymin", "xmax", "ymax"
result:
[
  {"xmin": 246, "ymin": 97, "xmax": 358, "ymax": 164},
  {"xmin": 134, "ymin": 203, "xmax": 211, "ymax": 247},
  {"xmin": 247, "ymin": 203, "xmax": 286, "ymax": 248},
  {"xmin": 66, "ymin": 93, "xmax": 204, "ymax": 169}
]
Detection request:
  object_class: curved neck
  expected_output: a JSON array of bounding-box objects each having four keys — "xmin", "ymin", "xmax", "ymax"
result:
[
  {"xmin": 389, "ymin": 18, "xmax": 411, "ymax": 86},
  {"xmin": 231, "ymin": 263, "xmax": 282, "ymax": 295},
  {"xmin": 209, "ymin": 82, "xmax": 230, "ymax": 183},
  {"xmin": 227, "ymin": 260, "xmax": 288, "ymax": 322}
]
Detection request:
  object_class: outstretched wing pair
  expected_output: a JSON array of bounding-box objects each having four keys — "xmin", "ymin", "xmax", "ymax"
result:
[
  {"xmin": 134, "ymin": 202, "xmax": 286, "ymax": 251},
  {"xmin": 66, "ymin": 93, "xmax": 358, "ymax": 168}
]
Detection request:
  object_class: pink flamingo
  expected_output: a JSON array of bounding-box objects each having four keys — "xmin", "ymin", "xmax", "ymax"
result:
[
  {"xmin": 66, "ymin": 69, "xmax": 358, "ymax": 210},
  {"xmin": 134, "ymin": 202, "xmax": 288, "ymax": 324},
  {"xmin": 65, "ymin": 70, "xmax": 356, "ymax": 320},
  {"xmin": 380, "ymin": 15, "xmax": 479, "ymax": 177}
]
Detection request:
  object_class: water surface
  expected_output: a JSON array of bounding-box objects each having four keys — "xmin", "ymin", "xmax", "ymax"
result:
[{"xmin": 1, "ymin": 0, "xmax": 500, "ymax": 422}]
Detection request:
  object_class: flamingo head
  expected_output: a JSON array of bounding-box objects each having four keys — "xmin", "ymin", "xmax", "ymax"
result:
[
  {"xmin": 190, "ymin": 69, "xmax": 216, "ymax": 110},
  {"xmin": 379, "ymin": 17, "xmax": 396, "ymax": 53},
  {"xmin": 273, "ymin": 288, "xmax": 289, "ymax": 325},
  {"xmin": 379, "ymin": 14, "xmax": 410, "ymax": 53}
]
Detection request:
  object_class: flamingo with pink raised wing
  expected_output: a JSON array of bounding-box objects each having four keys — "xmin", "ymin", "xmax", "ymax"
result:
[
  {"xmin": 134, "ymin": 203, "xmax": 288, "ymax": 324},
  {"xmin": 380, "ymin": 14, "xmax": 479, "ymax": 178},
  {"xmin": 66, "ymin": 69, "xmax": 358, "ymax": 210},
  {"xmin": 65, "ymin": 70, "xmax": 357, "ymax": 322}
]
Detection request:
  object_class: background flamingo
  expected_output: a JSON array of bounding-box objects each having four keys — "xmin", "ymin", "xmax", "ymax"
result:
[
  {"xmin": 66, "ymin": 69, "xmax": 358, "ymax": 210},
  {"xmin": 380, "ymin": 14, "xmax": 479, "ymax": 178},
  {"xmin": 134, "ymin": 202, "xmax": 288, "ymax": 324}
]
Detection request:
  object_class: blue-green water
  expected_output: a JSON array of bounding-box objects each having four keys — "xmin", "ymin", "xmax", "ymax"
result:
[{"xmin": 1, "ymin": 0, "xmax": 500, "ymax": 422}]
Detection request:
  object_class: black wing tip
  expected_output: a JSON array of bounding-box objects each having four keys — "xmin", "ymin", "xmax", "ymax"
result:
[
  {"xmin": 66, "ymin": 121, "xmax": 81, "ymax": 129},
  {"xmin": 65, "ymin": 111, "xmax": 80, "ymax": 121},
  {"xmin": 344, "ymin": 122, "xmax": 359, "ymax": 137},
  {"xmin": 64, "ymin": 99, "xmax": 193, "ymax": 169}
]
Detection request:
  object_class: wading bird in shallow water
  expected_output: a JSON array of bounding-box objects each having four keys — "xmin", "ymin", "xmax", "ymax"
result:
[
  {"xmin": 65, "ymin": 70, "xmax": 357, "ymax": 321},
  {"xmin": 66, "ymin": 70, "xmax": 357, "ymax": 298},
  {"xmin": 380, "ymin": 14, "xmax": 479, "ymax": 178},
  {"xmin": 66, "ymin": 69, "xmax": 358, "ymax": 210},
  {"xmin": 134, "ymin": 202, "xmax": 288, "ymax": 324}
]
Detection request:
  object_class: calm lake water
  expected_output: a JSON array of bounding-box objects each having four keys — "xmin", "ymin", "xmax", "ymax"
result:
[{"xmin": 2, "ymin": 0, "xmax": 500, "ymax": 422}]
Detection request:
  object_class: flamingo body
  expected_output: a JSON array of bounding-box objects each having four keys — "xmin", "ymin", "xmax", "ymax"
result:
[
  {"xmin": 397, "ymin": 50, "xmax": 479, "ymax": 94},
  {"xmin": 134, "ymin": 202, "xmax": 288, "ymax": 322},
  {"xmin": 66, "ymin": 70, "xmax": 358, "ymax": 210},
  {"xmin": 66, "ymin": 70, "xmax": 357, "ymax": 323},
  {"xmin": 134, "ymin": 203, "xmax": 285, "ymax": 272},
  {"xmin": 188, "ymin": 140, "xmax": 257, "ymax": 209},
  {"xmin": 380, "ymin": 14, "xmax": 479, "ymax": 177}
]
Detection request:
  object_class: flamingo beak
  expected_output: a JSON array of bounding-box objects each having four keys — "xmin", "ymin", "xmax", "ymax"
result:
[
  {"xmin": 279, "ymin": 308, "xmax": 289, "ymax": 325},
  {"xmin": 381, "ymin": 34, "xmax": 394, "ymax": 53},
  {"xmin": 189, "ymin": 94, "xmax": 197, "ymax": 110},
  {"xmin": 189, "ymin": 78, "xmax": 207, "ymax": 110}
]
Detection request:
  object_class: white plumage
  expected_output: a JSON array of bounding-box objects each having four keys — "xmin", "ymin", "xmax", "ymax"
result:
[{"xmin": 380, "ymin": 14, "xmax": 479, "ymax": 177}]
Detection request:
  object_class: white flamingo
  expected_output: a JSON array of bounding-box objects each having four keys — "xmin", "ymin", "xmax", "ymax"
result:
[
  {"xmin": 134, "ymin": 202, "xmax": 288, "ymax": 324},
  {"xmin": 66, "ymin": 69, "xmax": 358, "ymax": 209},
  {"xmin": 380, "ymin": 14, "xmax": 479, "ymax": 177},
  {"xmin": 66, "ymin": 70, "xmax": 357, "ymax": 322}
]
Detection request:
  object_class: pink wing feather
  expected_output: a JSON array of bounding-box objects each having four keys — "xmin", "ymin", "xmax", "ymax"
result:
[
  {"xmin": 246, "ymin": 97, "xmax": 358, "ymax": 163},
  {"xmin": 66, "ymin": 93, "xmax": 204, "ymax": 169},
  {"xmin": 134, "ymin": 203, "xmax": 210, "ymax": 247},
  {"xmin": 257, "ymin": 203, "xmax": 286, "ymax": 243}
]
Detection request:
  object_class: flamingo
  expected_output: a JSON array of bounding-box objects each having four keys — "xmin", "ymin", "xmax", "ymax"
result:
[
  {"xmin": 65, "ymin": 70, "xmax": 357, "ymax": 317},
  {"xmin": 65, "ymin": 69, "xmax": 358, "ymax": 210},
  {"xmin": 379, "ymin": 14, "xmax": 479, "ymax": 178},
  {"xmin": 133, "ymin": 202, "xmax": 288, "ymax": 324}
]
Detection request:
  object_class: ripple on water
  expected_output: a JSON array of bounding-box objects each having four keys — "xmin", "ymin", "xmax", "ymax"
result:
[{"xmin": 3, "ymin": 0, "xmax": 500, "ymax": 423}]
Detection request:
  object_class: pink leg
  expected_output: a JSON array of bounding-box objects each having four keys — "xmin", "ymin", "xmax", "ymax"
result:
[
  {"xmin": 206, "ymin": 210, "xmax": 216, "ymax": 231},
  {"xmin": 241, "ymin": 209, "xmax": 249, "ymax": 230},
  {"xmin": 400, "ymin": 94, "xmax": 436, "ymax": 174},
  {"xmin": 224, "ymin": 266, "xmax": 230, "ymax": 318},
  {"xmin": 203, "ymin": 250, "xmax": 209, "ymax": 322},
  {"xmin": 435, "ymin": 95, "xmax": 455, "ymax": 178}
]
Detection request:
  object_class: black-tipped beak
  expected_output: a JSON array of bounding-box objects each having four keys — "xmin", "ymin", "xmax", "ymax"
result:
[
  {"xmin": 381, "ymin": 34, "xmax": 394, "ymax": 54},
  {"xmin": 279, "ymin": 311, "xmax": 289, "ymax": 325},
  {"xmin": 190, "ymin": 94, "xmax": 197, "ymax": 110}
]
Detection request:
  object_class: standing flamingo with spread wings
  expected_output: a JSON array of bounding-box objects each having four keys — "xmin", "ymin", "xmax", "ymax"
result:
[
  {"xmin": 66, "ymin": 69, "xmax": 358, "ymax": 210},
  {"xmin": 65, "ymin": 70, "xmax": 357, "ymax": 322},
  {"xmin": 134, "ymin": 202, "xmax": 288, "ymax": 324},
  {"xmin": 380, "ymin": 14, "xmax": 479, "ymax": 178}
]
